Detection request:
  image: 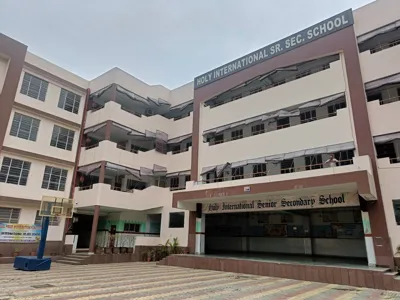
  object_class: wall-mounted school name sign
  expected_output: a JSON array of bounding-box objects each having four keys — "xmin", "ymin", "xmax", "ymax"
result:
[
  {"xmin": 202, "ymin": 193, "xmax": 359, "ymax": 214},
  {"xmin": 194, "ymin": 9, "xmax": 354, "ymax": 89}
]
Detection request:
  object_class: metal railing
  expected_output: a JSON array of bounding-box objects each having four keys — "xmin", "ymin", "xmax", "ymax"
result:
[
  {"xmin": 370, "ymin": 39, "xmax": 400, "ymax": 54},
  {"xmin": 198, "ymin": 158, "xmax": 354, "ymax": 184},
  {"xmin": 379, "ymin": 96, "xmax": 400, "ymax": 105},
  {"xmin": 210, "ymin": 64, "xmax": 330, "ymax": 108},
  {"xmin": 207, "ymin": 110, "xmax": 341, "ymax": 146}
]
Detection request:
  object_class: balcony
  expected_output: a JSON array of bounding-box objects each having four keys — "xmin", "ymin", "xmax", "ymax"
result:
[
  {"xmin": 201, "ymin": 60, "xmax": 345, "ymax": 131},
  {"xmin": 86, "ymin": 101, "xmax": 193, "ymax": 139},
  {"xmin": 79, "ymin": 140, "xmax": 191, "ymax": 174},
  {"xmin": 360, "ymin": 43, "xmax": 400, "ymax": 83},
  {"xmin": 368, "ymin": 99, "xmax": 400, "ymax": 137},
  {"xmin": 199, "ymin": 108, "xmax": 353, "ymax": 168},
  {"xmin": 74, "ymin": 183, "xmax": 172, "ymax": 210}
]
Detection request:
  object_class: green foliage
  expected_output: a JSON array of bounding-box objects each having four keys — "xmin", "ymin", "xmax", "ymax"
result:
[{"xmin": 145, "ymin": 237, "xmax": 182, "ymax": 261}]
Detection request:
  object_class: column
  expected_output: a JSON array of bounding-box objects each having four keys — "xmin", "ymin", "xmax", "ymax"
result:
[
  {"xmin": 88, "ymin": 205, "xmax": 100, "ymax": 254},
  {"xmin": 104, "ymin": 120, "xmax": 112, "ymax": 141},
  {"xmin": 99, "ymin": 161, "xmax": 106, "ymax": 184},
  {"xmin": 362, "ymin": 211, "xmax": 376, "ymax": 267},
  {"xmin": 195, "ymin": 214, "xmax": 205, "ymax": 255}
]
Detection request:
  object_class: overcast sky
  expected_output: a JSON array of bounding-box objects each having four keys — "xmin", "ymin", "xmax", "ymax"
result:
[{"xmin": 0, "ymin": 0, "xmax": 373, "ymax": 89}]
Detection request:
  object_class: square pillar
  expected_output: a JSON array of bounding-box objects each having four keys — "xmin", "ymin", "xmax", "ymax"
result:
[
  {"xmin": 362, "ymin": 211, "xmax": 376, "ymax": 267},
  {"xmin": 89, "ymin": 205, "xmax": 100, "ymax": 254},
  {"xmin": 104, "ymin": 120, "xmax": 112, "ymax": 141},
  {"xmin": 99, "ymin": 161, "xmax": 106, "ymax": 183}
]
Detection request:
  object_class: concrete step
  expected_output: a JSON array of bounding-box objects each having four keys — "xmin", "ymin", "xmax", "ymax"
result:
[
  {"xmin": 66, "ymin": 254, "xmax": 90, "ymax": 259},
  {"xmin": 56, "ymin": 259, "xmax": 83, "ymax": 265},
  {"xmin": 60, "ymin": 256, "xmax": 86, "ymax": 262}
]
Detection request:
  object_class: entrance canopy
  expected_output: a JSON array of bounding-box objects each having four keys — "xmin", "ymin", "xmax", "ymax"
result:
[{"xmin": 173, "ymin": 170, "xmax": 376, "ymax": 211}]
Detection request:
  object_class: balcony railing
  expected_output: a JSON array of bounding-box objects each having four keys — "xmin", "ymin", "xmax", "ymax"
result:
[
  {"xmin": 96, "ymin": 230, "xmax": 160, "ymax": 249},
  {"xmin": 379, "ymin": 96, "xmax": 400, "ymax": 105},
  {"xmin": 198, "ymin": 158, "xmax": 354, "ymax": 184},
  {"xmin": 370, "ymin": 39, "xmax": 400, "ymax": 54},
  {"xmin": 207, "ymin": 110, "xmax": 341, "ymax": 146}
]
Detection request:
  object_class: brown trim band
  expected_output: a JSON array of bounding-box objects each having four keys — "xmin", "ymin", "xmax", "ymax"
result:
[{"xmin": 0, "ymin": 34, "xmax": 27, "ymax": 150}]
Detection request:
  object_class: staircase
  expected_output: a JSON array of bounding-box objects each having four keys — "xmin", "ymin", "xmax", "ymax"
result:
[{"xmin": 57, "ymin": 253, "xmax": 90, "ymax": 265}]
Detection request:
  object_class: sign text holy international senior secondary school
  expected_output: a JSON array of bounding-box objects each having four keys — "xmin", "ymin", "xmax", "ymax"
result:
[
  {"xmin": 203, "ymin": 193, "xmax": 360, "ymax": 214},
  {"xmin": 194, "ymin": 9, "xmax": 354, "ymax": 89}
]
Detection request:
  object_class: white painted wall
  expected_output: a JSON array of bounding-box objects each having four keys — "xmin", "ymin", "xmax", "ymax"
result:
[
  {"xmin": 86, "ymin": 101, "xmax": 193, "ymax": 139},
  {"xmin": 79, "ymin": 140, "xmax": 191, "ymax": 174},
  {"xmin": 377, "ymin": 157, "xmax": 400, "ymax": 254},
  {"xmin": 368, "ymin": 101, "xmax": 400, "ymax": 137},
  {"xmin": 353, "ymin": 0, "xmax": 400, "ymax": 37},
  {"xmin": 0, "ymin": 152, "xmax": 74, "ymax": 201},
  {"xmin": 359, "ymin": 44, "xmax": 400, "ymax": 84},
  {"xmin": 3, "ymin": 107, "xmax": 80, "ymax": 163},
  {"xmin": 14, "ymin": 70, "xmax": 86, "ymax": 126}
]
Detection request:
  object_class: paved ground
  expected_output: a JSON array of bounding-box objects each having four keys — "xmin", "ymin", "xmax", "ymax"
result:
[{"xmin": 0, "ymin": 263, "xmax": 400, "ymax": 299}]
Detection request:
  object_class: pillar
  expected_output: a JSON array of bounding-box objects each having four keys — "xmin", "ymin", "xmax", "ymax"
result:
[
  {"xmin": 88, "ymin": 205, "xmax": 100, "ymax": 254},
  {"xmin": 195, "ymin": 214, "xmax": 205, "ymax": 255},
  {"xmin": 362, "ymin": 211, "xmax": 377, "ymax": 267},
  {"xmin": 99, "ymin": 161, "xmax": 106, "ymax": 183},
  {"xmin": 104, "ymin": 120, "xmax": 112, "ymax": 141},
  {"xmin": 188, "ymin": 211, "xmax": 196, "ymax": 254}
]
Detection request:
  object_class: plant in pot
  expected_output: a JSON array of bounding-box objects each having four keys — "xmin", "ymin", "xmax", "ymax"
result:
[{"xmin": 13, "ymin": 247, "xmax": 21, "ymax": 257}]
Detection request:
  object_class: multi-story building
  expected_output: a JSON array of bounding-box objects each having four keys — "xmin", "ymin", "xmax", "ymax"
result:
[{"xmin": 1, "ymin": 0, "xmax": 400, "ymax": 280}]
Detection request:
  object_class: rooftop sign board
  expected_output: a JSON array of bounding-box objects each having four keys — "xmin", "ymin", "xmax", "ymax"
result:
[{"xmin": 194, "ymin": 9, "xmax": 354, "ymax": 89}]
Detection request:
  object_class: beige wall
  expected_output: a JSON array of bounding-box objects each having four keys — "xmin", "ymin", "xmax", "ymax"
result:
[
  {"xmin": 80, "ymin": 140, "xmax": 191, "ymax": 173},
  {"xmin": 377, "ymin": 158, "xmax": 400, "ymax": 254},
  {"xmin": 0, "ymin": 152, "xmax": 74, "ymax": 201},
  {"xmin": 354, "ymin": 0, "xmax": 400, "ymax": 37},
  {"xmin": 86, "ymin": 101, "xmax": 193, "ymax": 139},
  {"xmin": 15, "ymin": 70, "xmax": 86, "ymax": 126}
]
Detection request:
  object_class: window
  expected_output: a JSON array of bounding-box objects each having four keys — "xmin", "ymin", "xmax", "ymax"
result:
[
  {"xmin": 0, "ymin": 157, "xmax": 31, "ymax": 186},
  {"xmin": 366, "ymin": 92, "xmax": 382, "ymax": 102},
  {"xmin": 171, "ymin": 145, "xmax": 181, "ymax": 154},
  {"xmin": 50, "ymin": 125, "xmax": 75, "ymax": 151},
  {"xmin": 231, "ymin": 129, "xmax": 243, "ymax": 141},
  {"xmin": 328, "ymin": 101, "xmax": 346, "ymax": 116},
  {"xmin": 376, "ymin": 143, "xmax": 399, "ymax": 163},
  {"xmin": 185, "ymin": 141, "xmax": 192, "ymax": 149},
  {"xmin": 20, "ymin": 73, "xmax": 49, "ymax": 101},
  {"xmin": 277, "ymin": 117, "xmax": 290, "ymax": 129},
  {"xmin": 10, "ymin": 112, "xmax": 40, "ymax": 141},
  {"xmin": 58, "ymin": 88, "xmax": 81, "ymax": 114},
  {"xmin": 169, "ymin": 212, "xmax": 185, "ymax": 228},
  {"xmin": 214, "ymin": 134, "xmax": 224, "ymax": 145},
  {"xmin": 251, "ymin": 124, "xmax": 265, "ymax": 135},
  {"xmin": 0, "ymin": 207, "xmax": 20, "ymax": 223},
  {"xmin": 124, "ymin": 223, "xmax": 141, "ymax": 232},
  {"xmin": 392, "ymin": 200, "xmax": 400, "ymax": 225},
  {"xmin": 185, "ymin": 175, "xmax": 191, "ymax": 182},
  {"xmin": 305, "ymin": 155, "xmax": 323, "ymax": 170},
  {"xmin": 253, "ymin": 164, "xmax": 267, "ymax": 177},
  {"xmin": 232, "ymin": 167, "xmax": 244, "ymax": 180},
  {"xmin": 281, "ymin": 159, "xmax": 294, "ymax": 174},
  {"xmin": 34, "ymin": 211, "xmax": 59, "ymax": 226},
  {"xmin": 41, "ymin": 166, "xmax": 68, "ymax": 191},
  {"xmin": 170, "ymin": 177, "xmax": 179, "ymax": 189},
  {"xmin": 334, "ymin": 150, "xmax": 354, "ymax": 166},
  {"xmin": 300, "ymin": 109, "xmax": 317, "ymax": 124}
]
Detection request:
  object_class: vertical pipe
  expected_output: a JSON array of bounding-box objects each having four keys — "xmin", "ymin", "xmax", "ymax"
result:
[{"xmin": 89, "ymin": 205, "xmax": 100, "ymax": 254}]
